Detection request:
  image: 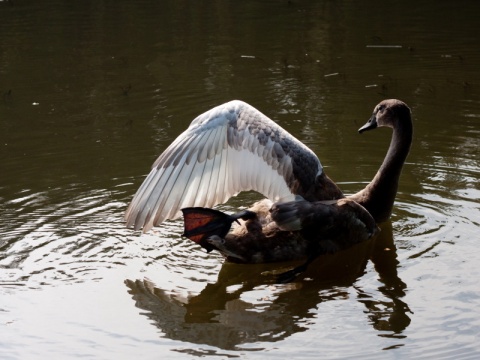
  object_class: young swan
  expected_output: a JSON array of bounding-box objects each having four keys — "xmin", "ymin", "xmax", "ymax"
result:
[{"xmin": 126, "ymin": 99, "xmax": 413, "ymax": 281}]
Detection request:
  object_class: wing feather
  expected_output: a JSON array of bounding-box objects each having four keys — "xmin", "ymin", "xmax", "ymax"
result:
[{"xmin": 125, "ymin": 100, "xmax": 324, "ymax": 232}]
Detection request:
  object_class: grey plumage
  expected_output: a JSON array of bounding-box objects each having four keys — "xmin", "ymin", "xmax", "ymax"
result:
[{"xmin": 125, "ymin": 100, "xmax": 324, "ymax": 232}]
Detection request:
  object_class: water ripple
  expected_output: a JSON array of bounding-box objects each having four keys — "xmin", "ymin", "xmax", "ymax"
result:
[{"xmin": 0, "ymin": 186, "xmax": 135, "ymax": 288}]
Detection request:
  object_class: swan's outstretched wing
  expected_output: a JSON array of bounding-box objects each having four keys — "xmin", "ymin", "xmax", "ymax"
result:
[{"xmin": 125, "ymin": 100, "xmax": 323, "ymax": 232}]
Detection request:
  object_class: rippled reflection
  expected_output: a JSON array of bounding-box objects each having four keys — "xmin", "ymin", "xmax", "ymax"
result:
[
  {"xmin": 0, "ymin": 184, "xmax": 131, "ymax": 287},
  {"xmin": 126, "ymin": 222, "xmax": 411, "ymax": 350}
]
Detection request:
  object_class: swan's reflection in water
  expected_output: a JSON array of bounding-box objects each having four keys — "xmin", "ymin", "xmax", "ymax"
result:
[{"xmin": 125, "ymin": 223, "xmax": 411, "ymax": 350}]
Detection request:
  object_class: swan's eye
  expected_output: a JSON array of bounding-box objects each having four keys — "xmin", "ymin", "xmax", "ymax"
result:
[{"xmin": 377, "ymin": 104, "xmax": 386, "ymax": 113}]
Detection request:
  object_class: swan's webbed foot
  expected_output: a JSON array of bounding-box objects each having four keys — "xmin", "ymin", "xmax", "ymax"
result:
[
  {"xmin": 276, "ymin": 266, "xmax": 306, "ymax": 283},
  {"xmin": 275, "ymin": 256, "xmax": 317, "ymax": 283},
  {"xmin": 181, "ymin": 207, "xmax": 256, "ymax": 252}
]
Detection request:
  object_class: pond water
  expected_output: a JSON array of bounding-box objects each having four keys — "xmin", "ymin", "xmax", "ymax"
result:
[{"xmin": 1, "ymin": 0, "xmax": 480, "ymax": 359}]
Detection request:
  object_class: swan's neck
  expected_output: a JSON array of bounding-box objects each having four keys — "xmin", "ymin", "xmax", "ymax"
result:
[{"xmin": 349, "ymin": 120, "xmax": 412, "ymax": 223}]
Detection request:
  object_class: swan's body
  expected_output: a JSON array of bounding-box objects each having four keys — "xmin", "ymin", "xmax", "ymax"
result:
[{"xmin": 125, "ymin": 99, "xmax": 412, "ymax": 279}]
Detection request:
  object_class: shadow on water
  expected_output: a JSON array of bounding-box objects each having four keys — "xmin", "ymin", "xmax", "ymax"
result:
[{"xmin": 125, "ymin": 222, "xmax": 411, "ymax": 351}]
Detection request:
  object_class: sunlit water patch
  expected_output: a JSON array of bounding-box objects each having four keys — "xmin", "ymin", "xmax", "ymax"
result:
[
  {"xmin": 1, "ymin": 162, "xmax": 479, "ymax": 358},
  {"xmin": 0, "ymin": 183, "xmax": 157, "ymax": 289}
]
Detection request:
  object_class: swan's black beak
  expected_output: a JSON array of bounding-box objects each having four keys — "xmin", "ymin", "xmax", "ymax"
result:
[{"xmin": 358, "ymin": 114, "xmax": 378, "ymax": 133}]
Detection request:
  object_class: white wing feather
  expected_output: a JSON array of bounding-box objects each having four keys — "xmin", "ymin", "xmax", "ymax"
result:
[{"xmin": 125, "ymin": 100, "xmax": 323, "ymax": 232}]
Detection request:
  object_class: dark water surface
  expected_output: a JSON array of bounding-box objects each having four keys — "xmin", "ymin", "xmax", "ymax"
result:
[{"xmin": 1, "ymin": 0, "xmax": 480, "ymax": 358}]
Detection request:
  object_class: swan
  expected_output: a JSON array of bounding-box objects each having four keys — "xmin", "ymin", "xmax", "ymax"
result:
[{"xmin": 125, "ymin": 99, "xmax": 412, "ymax": 280}]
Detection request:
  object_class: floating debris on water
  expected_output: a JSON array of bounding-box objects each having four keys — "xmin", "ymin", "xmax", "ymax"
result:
[{"xmin": 366, "ymin": 45, "xmax": 402, "ymax": 48}]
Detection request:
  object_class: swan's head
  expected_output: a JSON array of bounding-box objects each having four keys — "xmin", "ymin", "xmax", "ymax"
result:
[{"xmin": 358, "ymin": 99, "xmax": 411, "ymax": 133}]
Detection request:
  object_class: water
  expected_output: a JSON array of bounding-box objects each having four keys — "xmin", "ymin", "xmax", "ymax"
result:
[{"xmin": 1, "ymin": 0, "xmax": 479, "ymax": 358}]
